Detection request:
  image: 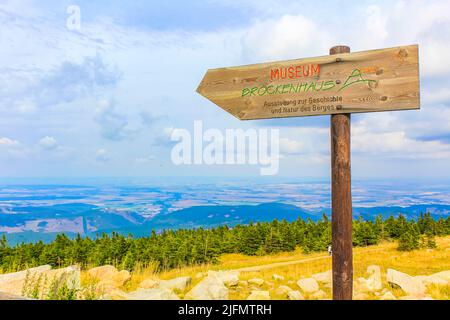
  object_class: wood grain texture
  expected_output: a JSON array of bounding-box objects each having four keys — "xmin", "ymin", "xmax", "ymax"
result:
[
  {"xmin": 331, "ymin": 113, "xmax": 353, "ymax": 300},
  {"xmin": 330, "ymin": 46, "xmax": 353, "ymax": 301},
  {"xmin": 197, "ymin": 44, "xmax": 420, "ymax": 120}
]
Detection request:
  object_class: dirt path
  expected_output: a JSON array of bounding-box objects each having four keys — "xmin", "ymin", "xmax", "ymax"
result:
[
  {"xmin": 235, "ymin": 247, "xmax": 384, "ymax": 272},
  {"xmin": 235, "ymin": 255, "xmax": 331, "ymax": 272}
]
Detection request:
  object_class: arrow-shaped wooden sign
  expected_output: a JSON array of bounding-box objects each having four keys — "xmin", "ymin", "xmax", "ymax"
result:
[
  {"xmin": 197, "ymin": 44, "xmax": 420, "ymax": 120},
  {"xmin": 196, "ymin": 44, "xmax": 421, "ymax": 300}
]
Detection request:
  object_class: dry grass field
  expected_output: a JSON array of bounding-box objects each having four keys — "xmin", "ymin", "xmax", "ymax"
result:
[{"xmin": 117, "ymin": 236, "xmax": 450, "ymax": 300}]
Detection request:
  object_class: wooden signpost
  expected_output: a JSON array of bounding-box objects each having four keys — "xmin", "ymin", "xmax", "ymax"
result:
[
  {"xmin": 197, "ymin": 44, "xmax": 419, "ymax": 120},
  {"xmin": 197, "ymin": 44, "xmax": 420, "ymax": 300}
]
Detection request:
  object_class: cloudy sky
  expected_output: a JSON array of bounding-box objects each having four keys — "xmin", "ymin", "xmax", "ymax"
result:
[{"xmin": 1, "ymin": 0, "xmax": 450, "ymax": 180}]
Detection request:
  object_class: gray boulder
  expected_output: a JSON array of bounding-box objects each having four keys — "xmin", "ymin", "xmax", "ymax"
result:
[
  {"xmin": 0, "ymin": 265, "xmax": 80, "ymax": 298},
  {"xmin": 125, "ymin": 288, "xmax": 180, "ymax": 300},
  {"xmin": 248, "ymin": 278, "xmax": 264, "ymax": 286},
  {"xmin": 297, "ymin": 278, "xmax": 319, "ymax": 293},
  {"xmin": 287, "ymin": 290, "xmax": 304, "ymax": 300},
  {"xmin": 185, "ymin": 277, "xmax": 228, "ymax": 300},
  {"xmin": 0, "ymin": 291, "xmax": 34, "ymax": 300},
  {"xmin": 158, "ymin": 276, "xmax": 192, "ymax": 291},
  {"xmin": 275, "ymin": 285, "xmax": 293, "ymax": 297},
  {"xmin": 0, "ymin": 265, "xmax": 51, "ymax": 296},
  {"xmin": 312, "ymin": 270, "xmax": 332, "ymax": 285},
  {"xmin": 415, "ymin": 271, "xmax": 450, "ymax": 286},
  {"xmin": 207, "ymin": 270, "xmax": 240, "ymax": 287},
  {"xmin": 247, "ymin": 290, "xmax": 270, "ymax": 300},
  {"xmin": 387, "ymin": 269, "xmax": 426, "ymax": 296}
]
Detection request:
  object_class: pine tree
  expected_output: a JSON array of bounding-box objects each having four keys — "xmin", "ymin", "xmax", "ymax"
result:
[
  {"xmin": 1, "ymin": 214, "xmax": 449, "ymax": 272},
  {"xmin": 425, "ymin": 231, "xmax": 437, "ymax": 249},
  {"xmin": 374, "ymin": 215, "xmax": 385, "ymax": 240},
  {"xmin": 0, "ymin": 234, "xmax": 8, "ymax": 270},
  {"xmin": 353, "ymin": 220, "xmax": 379, "ymax": 246},
  {"xmin": 397, "ymin": 225, "xmax": 420, "ymax": 251}
]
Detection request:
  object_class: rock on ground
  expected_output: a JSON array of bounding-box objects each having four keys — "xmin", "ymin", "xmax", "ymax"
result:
[
  {"xmin": 400, "ymin": 294, "xmax": 433, "ymax": 300},
  {"xmin": 185, "ymin": 270, "xmax": 240, "ymax": 300},
  {"xmin": 297, "ymin": 278, "xmax": 319, "ymax": 293},
  {"xmin": 379, "ymin": 291, "xmax": 396, "ymax": 300},
  {"xmin": 238, "ymin": 281, "xmax": 248, "ymax": 287},
  {"xmin": 103, "ymin": 289, "xmax": 130, "ymax": 300},
  {"xmin": 430, "ymin": 270, "xmax": 450, "ymax": 282},
  {"xmin": 387, "ymin": 269, "xmax": 426, "ymax": 296},
  {"xmin": 45, "ymin": 265, "xmax": 81, "ymax": 290},
  {"xmin": 366, "ymin": 265, "xmax": 382, "ymax": 291},
  {"xmin": 139, "ymin": 278, "xmax": 159, "ymax": 289},
  {"xmin": 355, "ymin": 266, "xmax": 382, "ymax": 293},
  {"xmin": 287, "ymin": 290, "xmax": 304, "ymax": 300},
  {"xmin": 275, "ymin": 285, "xmax": 293, "ymax": 297},
  {"xmin": 311, "ymin": 270, "xmax": 332, "ymax": 285},
  {"xmin": 126, "ymin": 288, "xmax": 179, "ymax": 300},
  {"xmin": 158, "ymin": 276, "xmax": 192, "ymax": 291},
  {"xmin": 415, "ymin": 271, "xmax": 450, "ymax": 286},
  {"xmin": 207, "ymin": 270, "xmax": 240, "ymax": 287},
  {"xmin": 248, "ymin": 278, "xmax": 265, "ymax": 286},
  {"xmin": 185, "ymin": 276, "xmax": 229, "ymax": 300},
  {"xmin": 354, "ymin": 292, "xmax": 369, "ymax": 300},
  {"xmin": 104, "ymin": 288, "xmax": 179, "ymax": 300},
  {"xmin": 88, "ymin": 265, "xmax": 131, "ymax": 289},
  {"xmin": 310, "ymin": 289, "xmax": 327, "ymax": 300},
  {"xmin": 0, "ymin": 291, "xmax": 34, "ymax": 300},
  {"xmin": 0, "ymin": 265, "xmax": 51, "ymax": 296},
  {"xmin": 0, "ymin": 265, "xmax": 80, "ymax": 297},
  {"xmin": 247, "ymin": 290, "xmax": 270, "ymax": 300}
]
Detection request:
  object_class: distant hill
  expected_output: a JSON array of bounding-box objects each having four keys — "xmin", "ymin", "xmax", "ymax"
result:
[
  {"xmin": 86, "ymin": 202, "xmax": 316, "ymax": 238},
  {"xmin": 0, "ymin": 203, "xmax": 146, "ymax": 241},
  {"xmin": 1, "ymin": 202, "xmax": 450, "ymax": 244},
  {"xmin": 352, "ymin": 204, "xmax": 450, "ymax": 220},
  {"xmin": 146, "ymin": 202, "xmax": 316, "ymax": 228}
]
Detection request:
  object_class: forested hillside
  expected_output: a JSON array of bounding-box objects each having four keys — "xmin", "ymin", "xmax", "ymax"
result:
[{"xmin": 1, "ymin": 213, "xmax": 449, "ymax": 272}]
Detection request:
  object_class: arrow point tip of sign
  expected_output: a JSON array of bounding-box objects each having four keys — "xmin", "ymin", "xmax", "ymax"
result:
[
  {"xmin": 196, "ymin": 84, "xmax": 205, "ymax": 97},
  {"xmin": 196, "ymin": 72, "xmax": 210, "ymax": 95}
]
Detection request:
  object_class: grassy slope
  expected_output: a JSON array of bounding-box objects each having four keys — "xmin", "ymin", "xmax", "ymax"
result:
[{"xmin": 119, "ymin": 236, "xmax": 450, "ymax": 300}]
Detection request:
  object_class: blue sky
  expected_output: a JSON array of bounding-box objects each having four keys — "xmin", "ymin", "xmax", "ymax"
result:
[{"xmin": 1, "ymin": 0, "xmax": 450, "ymax": 180}]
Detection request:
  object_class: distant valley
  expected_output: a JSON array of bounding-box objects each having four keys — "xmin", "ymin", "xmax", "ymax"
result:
[
  {"xmin": 1, "ymin": 182, "xmax": 450, "ymax": 244},
  {"xmin": 2, "ymin": 201, "xmax": 450, "ymax": 245}
]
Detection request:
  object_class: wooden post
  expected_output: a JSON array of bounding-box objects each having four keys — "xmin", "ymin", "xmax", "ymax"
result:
[{"xmin": 330, "ymin": 45, "xmax": 353, "ymax": 300}]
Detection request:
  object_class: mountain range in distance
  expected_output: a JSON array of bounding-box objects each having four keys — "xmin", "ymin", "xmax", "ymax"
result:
[{"xmin": 2, "ymin": 202, "xmax": 449, "ymax": 245}]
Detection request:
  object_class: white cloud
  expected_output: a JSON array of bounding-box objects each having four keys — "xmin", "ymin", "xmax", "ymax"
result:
[
  {"xmin": 37, "ymin": 136, "xmax": 58, "ymax": 150},
  {"xmin": 361, "ymin": 0, "xmax": 450, "ymax": 77},
  {"xmin": 241, "ymin": 14, "xmax": 331, "ymax": 61},
  {"xmin": 95, "ymin": 148, "xmax": 110, "ymax": 162},
  {"xmin": 135, "ymin": 155, "xmax": 156, "ymax": 164},
  {"xmin": 279, "ymin": 138, "xmax": 304, "ymax": 155},
  {"xmin": 1, "ymin": 0, "xmax": 450, "ymax": 177},
  {"xmin": 0, "ymin": 137, "xmax": 19, "ymax": 146},
  {"xmin": 153, "ymin": 126, "xmax": 176, "ymax": 146},
  {"xmin": 140, "ymin": 112, "xmax": 164, "ymax": 128},
  {"xmin": 15, "ymin": 99, "xmax": 37, "ymax": 114},
  {"xmin": 0, "ymin": 137, "xmax": 28, "ymax": 159},
  {"xmin": 94, "ymin": 99, "xmax": 138, "ymax": 141},
  {"xmin": 353, "ymin": 104, "xmax": 450, "ymax": 142},
  {"xmin": 365, "ymin": 5, "xmax": 388, "ymax": 41},
  {"xmin": 278, "ymin": 127, "xmax": 328, "ymax": 158},
  {"xmin": 423, "ymin": 88, "xmax": 450, "ymax": 105},
  {"xmin": 0, "ymin": 55, "xmax": 120, "ymax": 114},
  {"xmin": 352, "ymin": 121, "xmax": 450, "ymax": 159}
]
